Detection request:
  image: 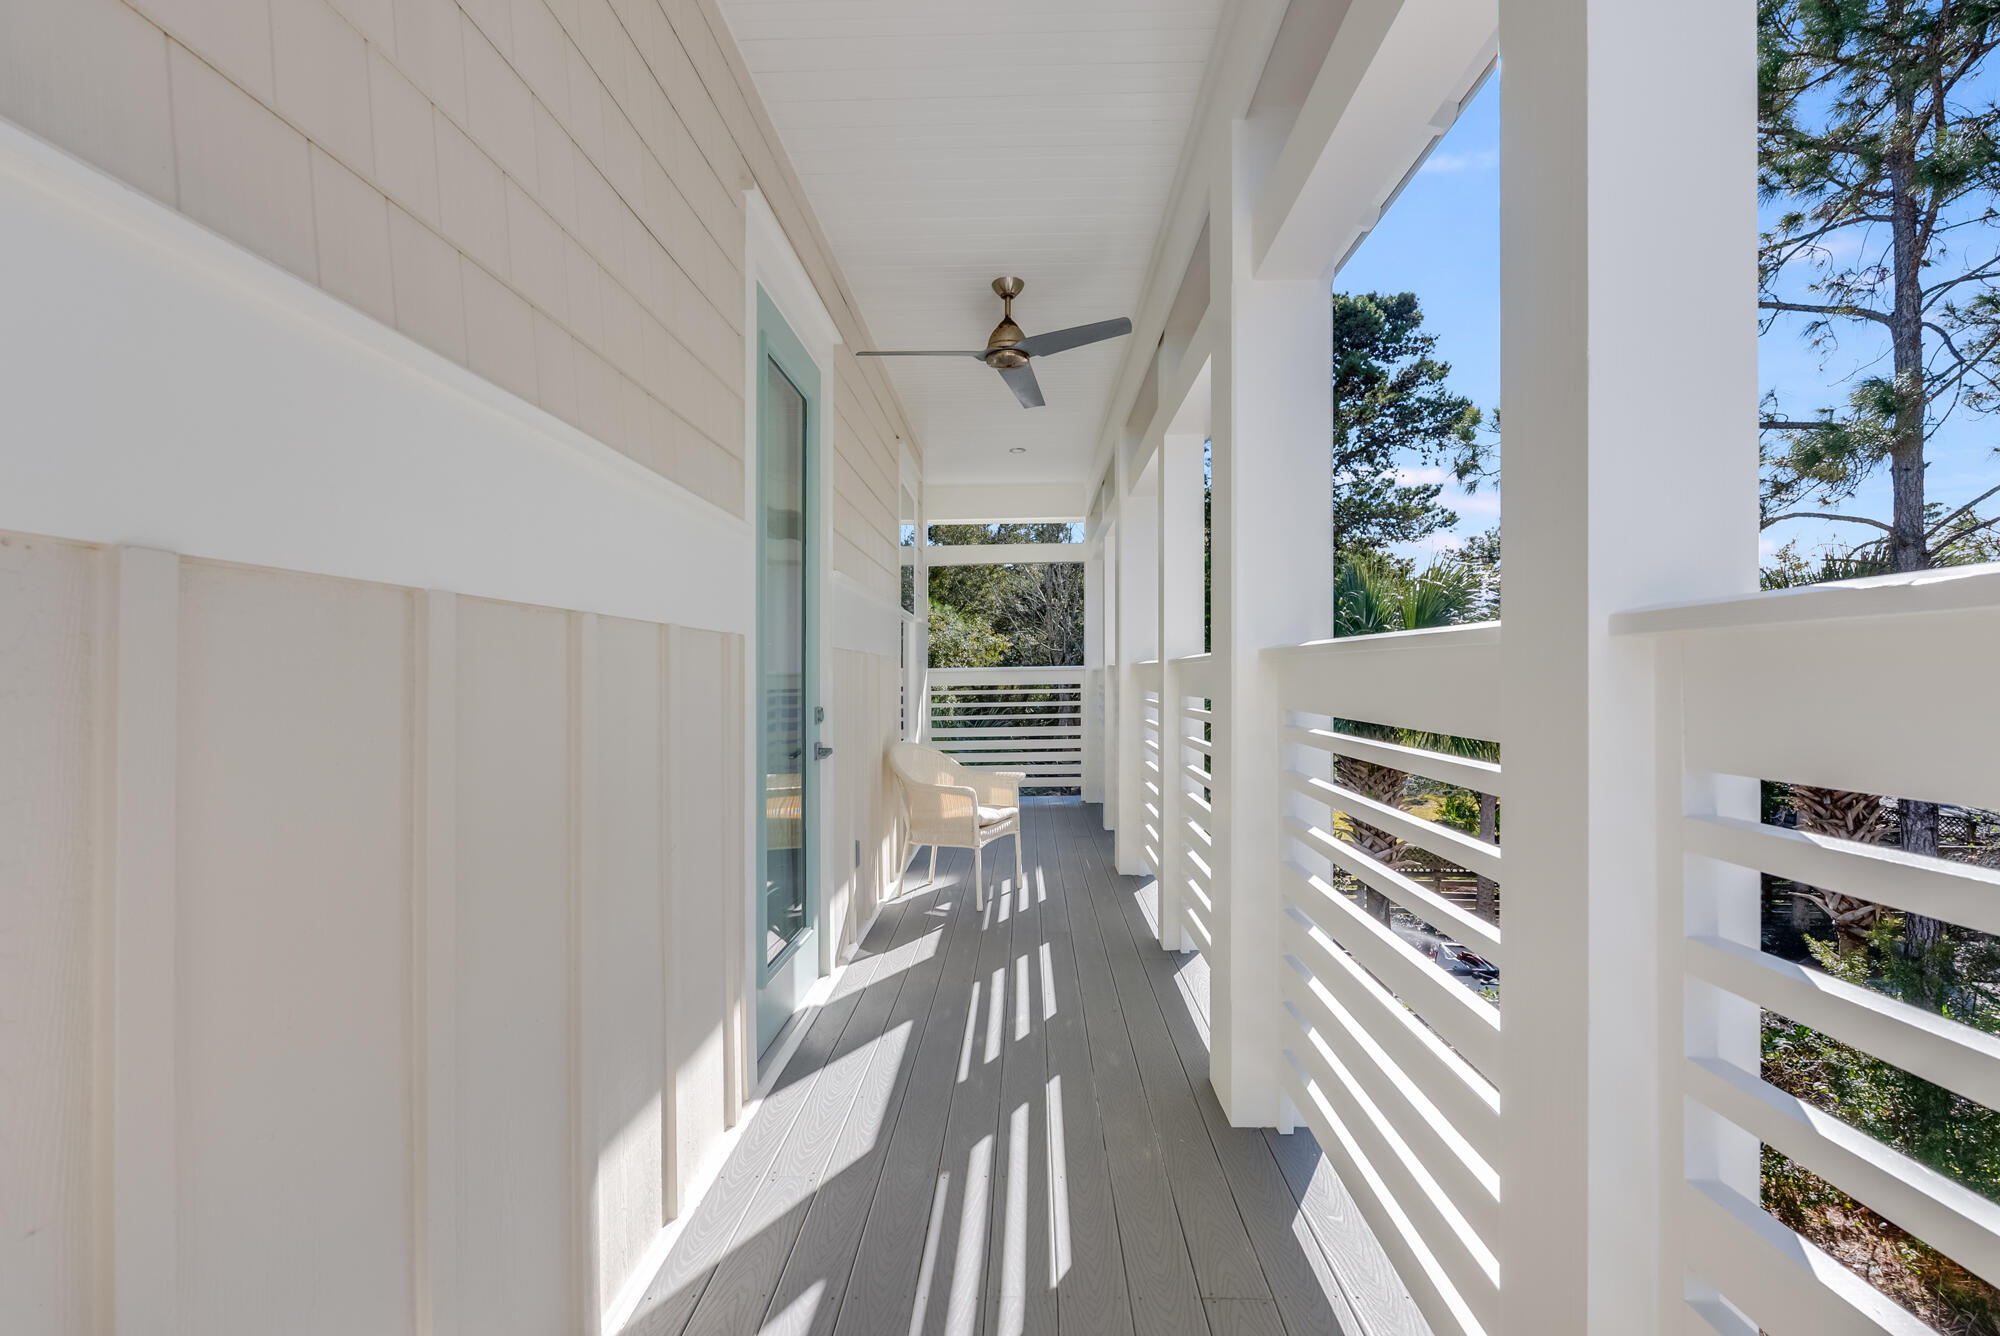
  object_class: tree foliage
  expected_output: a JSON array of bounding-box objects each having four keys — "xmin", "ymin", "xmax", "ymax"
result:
[
  {"xmin": 1759, "ymin": 0, "xmax": 2000, "ymax": 569},
  {"xmin": 924, "ymin": 524, "xmax": 1085, "ymax": 668},
  {"xmin": 1330, "ymin": 292, "xmax": 1491, "ymax": 568}
]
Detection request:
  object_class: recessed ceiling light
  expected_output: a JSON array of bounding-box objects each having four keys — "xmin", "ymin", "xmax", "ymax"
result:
[{"xmin": 1009, "ymin": 447, "xmax": 1027, "ymax": 454}]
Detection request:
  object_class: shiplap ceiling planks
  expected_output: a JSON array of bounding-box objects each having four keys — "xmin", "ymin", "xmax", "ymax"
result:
[{"xmin": 717, "ymin": 0, "xmax": 1226, "ymax": 490}]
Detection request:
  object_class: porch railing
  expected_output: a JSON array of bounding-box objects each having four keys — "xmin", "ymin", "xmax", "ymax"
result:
[
  {"xmin": 926, "ymin": 666, "xmax": 1085, "ymax": 789},
  {"xmin": 1623, "ymin": 569, "xmax": 2000, "ymax": 1334},
  {"xmin": 1108, "ymin": 567, "xmax": 2000, "ymax": 1334},
  {"xmin": 1268, "ymin": 623, "xmax": 1505, "ymax": 1335}
]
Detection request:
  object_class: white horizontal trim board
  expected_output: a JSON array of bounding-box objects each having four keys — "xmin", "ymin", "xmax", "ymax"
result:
[
  {"xmin": 1281, "ymin": 871, "xmax": 1501, "ymax": 1080},
  {"xmin": 1285, "ymin": 814, "xmax": 1502, "ymax": 962},
  {"xmin": 0, "ymin": 118, "xmax": 751, "ymax": 635},
  {"xmin": 1281, "ymin": 967, "xmax": 1500, "ymax": 1229},
  {"xmin": 1674, "ymin": 603, "xmax": 2000, "ymax": 812},
  {"xmin": 928, "ymin": 666, "xmax": 1087, "ymax": 685},
  {"xmin": 1683, "ymin": 1056, "xmax": 2000, "ymax": 1289},
  {"xmin": 1278, "ymin": 1056, "xmax": 1490, "ymax": 1336},
  {"xmin": 1283, "ymin": 770, "xmax": 1505, "ymax": 884},
  {"xmin": 1685, "ymin": 935, "xmax": 2000, "ymax": 1111},
  {"xmin": 1267, "ymin": 622, "xmax": 1502, "ymax": 745},
  {"xmin": 1170, "ymin": 652, "xmax": 1218, "ymax": 698},
  {"xmin": 922, "ymin": 543, "xmax": 1087, "ymax": 567},
  {"xmin": 1280, "ymin": 973, "xmax": 1500, "ymax": 1285},
  {"xmin": 1680, "ymin": 1178, "xmax": 1935, "ymax": 1336},
  {"xmin": 1684, "ymin": 813, "xmax": 2000, "ymax": 937},
  {"xmin": 1612, "ymin": 560, "xmax": 2000, "ymax": 635},
  {"xmin": 1286, "ymin": 725, "xmax": 1505, "ymax": 800}
]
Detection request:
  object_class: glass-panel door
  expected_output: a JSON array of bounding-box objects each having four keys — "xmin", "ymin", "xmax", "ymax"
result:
[{"xmin": 755, "ymin": 293, "xmax": 820, "ymax": 1058}]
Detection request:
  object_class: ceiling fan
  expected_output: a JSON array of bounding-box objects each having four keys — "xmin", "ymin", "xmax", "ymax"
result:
[{"xmin": 857, "ymin": 278, "xmax": 1132, "ymax": 409}]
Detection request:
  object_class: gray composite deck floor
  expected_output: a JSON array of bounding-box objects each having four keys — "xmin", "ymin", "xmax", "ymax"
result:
[{"xmin": 627, "ymin": 799, "xmax": 1427, "ymax": 1336}]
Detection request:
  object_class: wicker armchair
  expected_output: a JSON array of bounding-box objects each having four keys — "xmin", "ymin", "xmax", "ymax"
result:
[{"xmin": 889, "ymin": 742, "xmax": 1024, "ymax": 910}]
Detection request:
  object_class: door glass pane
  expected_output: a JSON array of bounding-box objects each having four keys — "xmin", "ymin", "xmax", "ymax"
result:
[{"xmin": 760, "ymin": 356, "xmax": 808, "ymax": 967}]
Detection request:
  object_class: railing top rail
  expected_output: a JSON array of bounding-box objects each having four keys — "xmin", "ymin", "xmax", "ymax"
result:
[
  {"xmin": 928, "ymin": 665, "xmax": 1086, "ymax": 684},
  {"xmin": 1261, "ymin": 620, "xmax": 1501, "ymax": 662},
  {"xmin": 1610, "ymin": 561, "xmax": 2000, "ymax": 636}
]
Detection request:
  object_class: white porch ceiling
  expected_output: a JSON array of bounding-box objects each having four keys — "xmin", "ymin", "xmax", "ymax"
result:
[{"xmin": 717, "ymin": 0, "xmax": 1226, "ymax": 497}]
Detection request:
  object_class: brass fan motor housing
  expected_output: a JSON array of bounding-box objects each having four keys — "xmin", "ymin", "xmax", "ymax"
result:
[{"xmin": 984, "ymin": 276, "xmax": 1029, "ymax": 366}]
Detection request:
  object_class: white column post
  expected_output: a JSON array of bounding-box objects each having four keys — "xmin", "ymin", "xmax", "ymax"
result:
[
  {"xmin": 1208, "ymin": 120, "xmax": 1334, "ymax": 1126},
  {"xmin": 1157, "ymin": 427, "xmax": 1205, "ymax": 950},
  {"xmin": 1082, "ymin": 542, "xmax": 1107, "ymax": 804},
  {"xmin": 1496, "ymin": 0, "xmax": 1758, "ymax": 1330},
  {"xmin": 110, "ymin": 545, "xmax": 181, "ymax": 1336},
  {"xmin": 1113, "ymin": 450, "xmax": 1158, "ymax": 874}
]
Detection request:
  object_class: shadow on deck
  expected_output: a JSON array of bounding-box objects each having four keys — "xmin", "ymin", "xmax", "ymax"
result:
[{"xmin": 626, "ymin": 799, "xmax": 1427, "ymax": 1336}]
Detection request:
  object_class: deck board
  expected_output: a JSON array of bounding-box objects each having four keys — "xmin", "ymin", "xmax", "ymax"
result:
[{"xmin": 633, "ymin": 800, "xmax": 1427, "ymax": 1336}]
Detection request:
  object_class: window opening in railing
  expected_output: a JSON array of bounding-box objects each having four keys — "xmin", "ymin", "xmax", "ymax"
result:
[
  {"xmin": 1329, "ymin": 70, "xmax": 1501, "ymax": 623},
  {"xmin": 1757, "ymin": 6, "xmax": 2000, "ymax": 592},
  {"xmin": 1294, "ymin": 711, "xmax": 1503, "ymax": 1003},
  {"xmin": 1722, "ymin": 778, "xmax": 2000, "ymax": 1329},
  {"xmin": 923, "ymin": 524, "xmax": 1087, "ymax": 795},
  {"xmin": 1749, "ymin": 19, "xmax": 2000, "ymax": 1310}
]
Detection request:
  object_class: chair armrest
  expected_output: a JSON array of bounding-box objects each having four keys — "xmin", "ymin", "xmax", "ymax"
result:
[
  {"xmin": 973, "ymin": 771, "xmax": 1025, "ymax": 808},
  {"xmin": 899, "ymin": 779, "xmax": 984, "ymax": 845}
]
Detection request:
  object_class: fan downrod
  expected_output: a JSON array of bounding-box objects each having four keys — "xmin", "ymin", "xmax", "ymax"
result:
[{"xmin": 985, "ymin": 277, "xmax": 1029, "ymax": 368}]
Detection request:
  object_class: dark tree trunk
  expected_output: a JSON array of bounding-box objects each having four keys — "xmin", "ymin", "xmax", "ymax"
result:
[
  {"xmin": 1475, "ymin": 791, "xmax": 1499, "ymax": 923},
  {"xmin": 1887, "ymin": 82, "xmax": 1930, "ymax": 575},
  {"xmin": 1885, "ymin": 77, "xmax": 1946, "ymax": 956},
  {"xmin": 1901, "ymin": 797, "xmax": 1945, "ymax": 951}
]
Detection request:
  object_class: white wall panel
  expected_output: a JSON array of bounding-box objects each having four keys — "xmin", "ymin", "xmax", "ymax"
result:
[
  {"xmin": 453, "ymin": 596, "xmax": 574, "ymax": 1336},
  {"xmin": 0, "ymin": 530, "xmax": 850, "ymax": 1336},
  {"xmin": 586, "ymin": 615, "xmax": 670, "ymax": 1307},
  {"xmin": 666, "ymin": 626, "xmax": 731, "ymax": 1206},
  {"xmin": 175, "ymin": 561, "xmax": 415, "ymax": 1336},
  {"xmin": 0, "ymin": 533, "xmax": 100, "ymax": 1334}
]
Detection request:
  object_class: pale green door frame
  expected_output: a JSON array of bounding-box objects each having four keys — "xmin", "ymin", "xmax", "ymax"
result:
[{"xmin": 753, "ymin": 285, "xmax": 826, "ymax": 1059}]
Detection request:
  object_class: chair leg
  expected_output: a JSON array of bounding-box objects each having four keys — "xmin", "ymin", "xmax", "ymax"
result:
[
  {"xmin": 973, "ymin": 846, "xmax": 984, "ymax": 912},
  {"xmin": 928, "ymin": 844, "xmax": 938, "ymax": 887}
]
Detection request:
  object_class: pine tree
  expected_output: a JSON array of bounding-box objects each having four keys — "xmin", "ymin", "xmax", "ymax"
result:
[
  {"xmin": 1329, "ymin": 292, "xmax": 1491, "ymax": 572},
  {"xmin": 1760, "ymin": 0, "xmax": 2000, "ymax": 947}
]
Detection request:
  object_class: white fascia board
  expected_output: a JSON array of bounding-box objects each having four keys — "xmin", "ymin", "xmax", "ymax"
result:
[
  {"xmin": 0, "ymin": 117, "xmax": 751, "ymax": 633},
  {"xmin": 922, "ymin": 543, "xmax": 1087, "ymax": 567},
  {"xmin": 922, "ymin": 481, "xmax": 1088, "ymax": 525},
  {"xmin": 1255, "ymin": 0, "xmax": 1499, "ymax": 280},
  {"xmin": 1083, "ymin": 0, "xmax": 1294, "ymax": 503}
]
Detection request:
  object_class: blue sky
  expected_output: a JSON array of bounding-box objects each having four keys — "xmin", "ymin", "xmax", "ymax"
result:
[
  {"xmin": 1335, "ymin": 73, "xmax": 2000, "ymax": 571},
  {"xmin": 1336, "ymin": 82, "xmax": 1502, "ymax": 565}
]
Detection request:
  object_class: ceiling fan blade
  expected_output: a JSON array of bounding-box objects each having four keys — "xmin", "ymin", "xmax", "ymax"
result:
[
  {"xmin": 1013, "ymin": 317, "xmax": 1133, "ymax": 360},
  {"xmin": 998, "ymin": 362, "xmax": 1045, "ymax": 409},
  {"xmin": 855, "ymin": 350, "xmax": 988, "ymax": 357}
]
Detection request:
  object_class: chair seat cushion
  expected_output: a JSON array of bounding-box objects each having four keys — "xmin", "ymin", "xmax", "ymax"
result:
[{"xmin": 978, "ymin": 805, "xmax": 1015, "ymax": 826}]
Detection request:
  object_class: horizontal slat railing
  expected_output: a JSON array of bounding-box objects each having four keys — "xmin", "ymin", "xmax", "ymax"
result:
[
  {"xmin": 1155, "ymin": 652, "xmax": 1220, "ymax": 958},
  {"xmin": 1624, "ymin": 567, "xmax": 2000, "ymax": 1334},
  {"xmin": 1265, "ymin": 622, "xmax": 1505, "ymax": 1336},
  {"xmin": 926, "ymin": 666, "xmax": 1084, "ymax": 787}
]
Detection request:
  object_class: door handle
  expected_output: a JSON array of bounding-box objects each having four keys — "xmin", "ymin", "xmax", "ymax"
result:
[{"xmin": 814, "ymin": 743, "xmax": 835, "ymax": 760}]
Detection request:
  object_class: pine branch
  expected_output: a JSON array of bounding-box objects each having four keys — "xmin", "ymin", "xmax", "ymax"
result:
[
  {"xmin": 1760, "ymin": 511, "xmax": 1895, "ymax": 532},
  {"xmin": 1925, "ymin": 481, "xmax": 2000, "ymax": 539},
  {"xmin": 1933, "ymin": 511, "xmax": 2000, "ymax": 553},
  {"xmin": 1758, "ymin": 298, "xmax": 1892, "ymax": 325}
]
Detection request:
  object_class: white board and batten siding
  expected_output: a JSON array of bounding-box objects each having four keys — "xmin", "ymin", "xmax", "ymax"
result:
[
  {"xmin": 0, "ymin": 16, "xmax": 906, "ymax": 1329},
  {"xmin": 0, "ymin": 532, "xmax": 763, "ymax": 1336}
]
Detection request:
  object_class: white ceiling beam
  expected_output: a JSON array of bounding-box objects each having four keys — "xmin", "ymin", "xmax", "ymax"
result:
[
  {"xmin": 1254, "ymin": 0, "xmax": 1498, "ymax": 281},
  {"xmin": 923, "ymin": 542, "xmax": 1088, "ymax": 566},
  {"xmin": 923, "ymin": 481, "xmax": 1089, "ymax": 524}
]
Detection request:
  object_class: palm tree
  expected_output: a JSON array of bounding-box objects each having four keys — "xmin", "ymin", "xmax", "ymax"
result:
[
  {"xmin": 1332, "ymin": 558, "xmax": 1479, "ymax": 919},
  {"xmin": 1788, "ymin": 786, "xmax": 1893, "ymax": 952}
]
